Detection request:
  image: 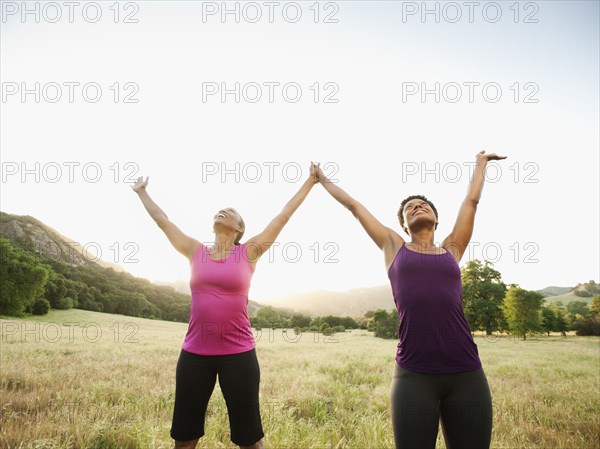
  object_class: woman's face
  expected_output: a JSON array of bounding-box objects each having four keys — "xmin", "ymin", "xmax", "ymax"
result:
[
  {"xmin": 213, "ymin": 207, "xmax": 244, "ymax": 234},
  {"xmin": 402, "ymin": 199, "xmax": 437, "ymax": 233}
]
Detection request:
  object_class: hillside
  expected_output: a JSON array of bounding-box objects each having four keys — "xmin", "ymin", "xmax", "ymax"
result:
[
  {"xmin": 571, "ymin": 281, "xmax": 600, "ymax": 297},
  {"xmin": 538, "ymin": 281, "xmax": 599, "ymax": 306},
  {"xmin": 543, "ymin": 292, "xmax": 596, "ymax": 306},
  {"xmin": 537, "ymin": 286, "xmax": 573, "ymax": 297},
  {"xmin": 0, "ymin": 212, "xmax": 125, "ymax": 272},
  {"xmin": 0, "ymin": 211, "xmax": 191, "ymax": 321}
]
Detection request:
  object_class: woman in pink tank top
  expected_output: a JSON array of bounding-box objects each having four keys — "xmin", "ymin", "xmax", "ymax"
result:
[{"xmin": 132, "ymin": 163, "xmax": 319, "ymax": 449}]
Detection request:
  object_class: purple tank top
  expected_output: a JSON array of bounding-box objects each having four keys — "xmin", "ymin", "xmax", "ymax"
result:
[{"xmin": 387, "ymin": 242, "xmax": 482, "ymax": 373}]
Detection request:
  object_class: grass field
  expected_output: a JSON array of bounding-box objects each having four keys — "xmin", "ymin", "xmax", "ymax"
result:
[{"xmin": 1, "ymin": 309, "xmax": 599, "ymax": 449}]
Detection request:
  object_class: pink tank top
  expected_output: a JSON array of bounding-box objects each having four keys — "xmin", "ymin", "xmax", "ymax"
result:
[{"xmin": 182, "ymin": 243, "xmax": 256, "ymax": 355}]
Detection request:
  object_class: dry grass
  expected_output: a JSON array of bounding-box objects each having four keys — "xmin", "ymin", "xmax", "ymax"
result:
[{"xmin": 1, "ymin": 309, "xmax": 598, "ymax": 449}]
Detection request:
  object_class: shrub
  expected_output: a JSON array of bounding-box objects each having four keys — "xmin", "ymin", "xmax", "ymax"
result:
[
  {"xmin": 32, "ymin": 298, "xmax": 51, "ymax": 315},
  {"xmin": 55, "ymin": 296, "xmax": 74, "ymax": 310},
  {"xmin": 322, "ymin": 327, "xmax": 335, "ymax": 336},
  {"xmin": 575, "ymin": 318, "xmax": 600, "ymax": 336}
]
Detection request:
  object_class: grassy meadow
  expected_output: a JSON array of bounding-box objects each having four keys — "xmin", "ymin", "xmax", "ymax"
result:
[{"xmin": 1, "ymin": 309, "xmax": 599, "ymax": 449}]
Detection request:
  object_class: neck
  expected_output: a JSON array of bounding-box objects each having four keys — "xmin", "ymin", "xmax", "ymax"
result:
[
  {"xmin": 213, "ymin": 232, "xmax": 236, "ymax": 251},
  {"xmin": 408, "ymin": 229, "xmax": 436, "ymax": 249}
]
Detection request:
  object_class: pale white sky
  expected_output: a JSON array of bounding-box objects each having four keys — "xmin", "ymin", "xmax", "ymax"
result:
[{"xmin": 1, "ymin": 1, "xmax": 598, "ymax": 302}]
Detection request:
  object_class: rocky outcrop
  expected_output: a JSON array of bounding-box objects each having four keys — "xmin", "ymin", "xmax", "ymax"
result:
[{"xmin": 0, "ymin": 212, "xmax": 124, "ymax": 271}]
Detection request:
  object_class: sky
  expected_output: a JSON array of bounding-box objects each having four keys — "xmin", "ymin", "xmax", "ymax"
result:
[{"xmin": 1, "ymin": 1, "xmax": 598, "ymax": 303}]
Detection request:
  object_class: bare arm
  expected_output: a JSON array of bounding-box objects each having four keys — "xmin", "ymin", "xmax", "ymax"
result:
[
  {"xmin": 317, "ymin": 166, "xmax": 402, "ymax": 259},
  {"xmin": 442, "ymin": 151, "xmax": 507, "ymax": 262},
  {"xmin": 245, "ymin": 165, "xmax": 317, "ymax": 262},
  {"xmin": 132, "ymin": 176, "xmax": 200, "ymax": 261}
]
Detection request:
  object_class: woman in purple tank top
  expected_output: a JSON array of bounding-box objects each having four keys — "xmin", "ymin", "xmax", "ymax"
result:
[
  {"xmin": 132, "ymin": 164, "xmax": 319, "ymax": 449},
  {"xmin": 316, "ymin": 151, "xmax": 506, "ymax": 449}
]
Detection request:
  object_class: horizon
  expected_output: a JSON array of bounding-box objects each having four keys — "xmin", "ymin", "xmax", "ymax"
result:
[{"xmin": 3, "ymin": 207, "xmax": 596, "ymax": 300}]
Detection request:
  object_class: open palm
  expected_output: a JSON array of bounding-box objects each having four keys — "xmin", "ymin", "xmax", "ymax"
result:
[
  {"xmin": 131, "ymin": 176, "xmax": 149, "ymax": 193},
  {"xmin": 476, "ymin": 150, "xmax": 507, "ymax": 162}
]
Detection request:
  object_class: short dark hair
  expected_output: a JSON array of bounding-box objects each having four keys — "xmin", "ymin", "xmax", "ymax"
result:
[
  {"xmin": 234, "ymin": 215, "xmax": 245, "ymax": 245},
  {"xmin": 397, "ymin": 195, "xmax": 439, "ymax": 234}
]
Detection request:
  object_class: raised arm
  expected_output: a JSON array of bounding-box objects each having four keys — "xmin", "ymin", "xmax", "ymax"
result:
[
  {"xmin": 316, "ymin": 165, "xmax": 403, "ymax": 262},
  {"xmin": 244, "ymin": 164, "xmax": 318, "ymax": 262},
  {"xmin": 442, "ymin": 151, "xmax": 507, "ymax": 262},
  {"xmin": 132, "ymin": 176, "xmax": 200, "ymax": 262}
]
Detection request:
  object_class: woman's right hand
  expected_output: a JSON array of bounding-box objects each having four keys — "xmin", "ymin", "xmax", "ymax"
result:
[
  {"xmin": 309, "ymin": 161, "xmax": 321, "ymax": 184},
  {"xmin": 312, "ymin": 162, "xmax": 326, "ymax": 183},
  {"xmin": 131, "ymin": 175, "xmax": 149, "ymax": 194}
]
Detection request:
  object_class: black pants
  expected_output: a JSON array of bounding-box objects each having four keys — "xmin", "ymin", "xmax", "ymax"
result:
[
  {"xmin": 391, "ymin": 364, "xmax": 493, "ymax": 449},
  {"xmin": 170, "ymin": 348, "xmax": 264, "ymax": 446}
]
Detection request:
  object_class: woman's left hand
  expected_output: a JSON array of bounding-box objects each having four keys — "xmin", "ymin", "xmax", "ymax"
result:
[
  {"xmin": 476, "ymin": 150, "xmax": 507, "ymax": 163},
  {"xmin": 309, "ymin": 161, "xmax": 321, "ymax": 184}
]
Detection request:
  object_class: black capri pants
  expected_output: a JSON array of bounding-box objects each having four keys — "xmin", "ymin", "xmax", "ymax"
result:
[
  {"xmin": 391, "ymin": 364, "xmax": 493, "ymax": 449},
  {"xmin": 170, "ymin": 348, "xmax": 264, "ymax": 446}
]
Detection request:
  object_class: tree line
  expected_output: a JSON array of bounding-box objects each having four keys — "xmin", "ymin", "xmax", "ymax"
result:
[
  {"xmin": 365, "ymin": 260, "xmax": 600, "ymax": 339},
  {"xmin": 250, "ymin": 306, "xmax": 363, "ymax": 335},
  {"xmin": 2, "ymin": 237, "xmax": 598, "ymax": 337}
]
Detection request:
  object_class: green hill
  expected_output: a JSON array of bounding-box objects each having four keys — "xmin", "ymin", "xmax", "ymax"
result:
[
  {"xmin": 572, "ymin": 281, "xmax": 600, "ymax": 298},
  {"xmin": 539, "ymin": 281, "xmax": 599, "ymax": 306},
  {"xmin": 544, "ymin": 292, "xmax": 596, "ymax": 307},
  {"xmin": 1, "ymin": 211, "xmax": 193, "ymax": 321},
  {"xmin": 537, "ymin": 286, "xmax": 573, "ymax": 297}
]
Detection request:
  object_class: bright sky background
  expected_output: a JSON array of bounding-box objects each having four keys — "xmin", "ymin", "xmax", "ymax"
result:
[{"xmin": 2, "ymin": 1, "xmax": 598, "ymax": 303}]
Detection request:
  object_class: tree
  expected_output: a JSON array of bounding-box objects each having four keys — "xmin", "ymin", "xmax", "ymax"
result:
[
  {"xmin": 115, "ymin": 291, "xmax": 158, "ymax": 318},
  {"xmin": 461, "ymin": 259, "xmax": 507, "ymax": 335},
  {"xmin": 255, "ymin": 306, "xmax": 282, "ymax": 328},
  {"xmin": 576, "ymin": 295, "xmax": 600, "ymax": 336},
  {"xmin": 502, "ymin": 285, "xmax": 544, "ymax": 340},
  {"xmin": 554, "ymin": 307, "xmax": 569, "ymax": 334},
  {"xmin": 64, "ymin": 279, "xmax": 86, "ymax": 308},
  {"xmin": 290, "ymin": 313, "xmax": 311, "ymax": 329},
  {"xmin": 574, "ymin": 317, "xmax": 600, "ymax": 336},
  {"xmin": 322, "ymin": 315, "xmax": 342, "ymax": 328},
  {"xmin": 322, "ymin": 326, "xmax": 335, "ymax": 336},
  {"xmin": 541, "ymin": 306, "xmax": 557, "ymax": 336},
  {"xmin": 77, "ymin": 285, "xmax": 102, "ymax": 312},
  {"xmin": 590, "ymin": 295, "xmax": 600, "ymax": 319},
  {"xmin": 0, "ymin": 238, "xmax": 50, "ymax": 316},
  {"xmin": 566, "ymin": 300, "xmax": 590, "ymax": 328},
  {"xmin": 368, "ymin": 309, "xmax": 399, "ymax": 339},
  {"xmin": 540, "ymin": 305, "xmax": 568, "ymax": 335},
  {"xmin": 43, "ymin": 272, "xmax": 68, "ymax": 308},
  {"xmin": 97, "ymin": 293, "xmax": 120, "ymax": 314},
  {"xmin": 341, "ymin": 316, "xmax": 359, "ymax": 329},
  {"xmin": 32, "ymin": 298, "xmax": 51, "ymax": 315},
  {"xmin": 55, "ymin": 296, "xmax": 74, "ymax": 310}
]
